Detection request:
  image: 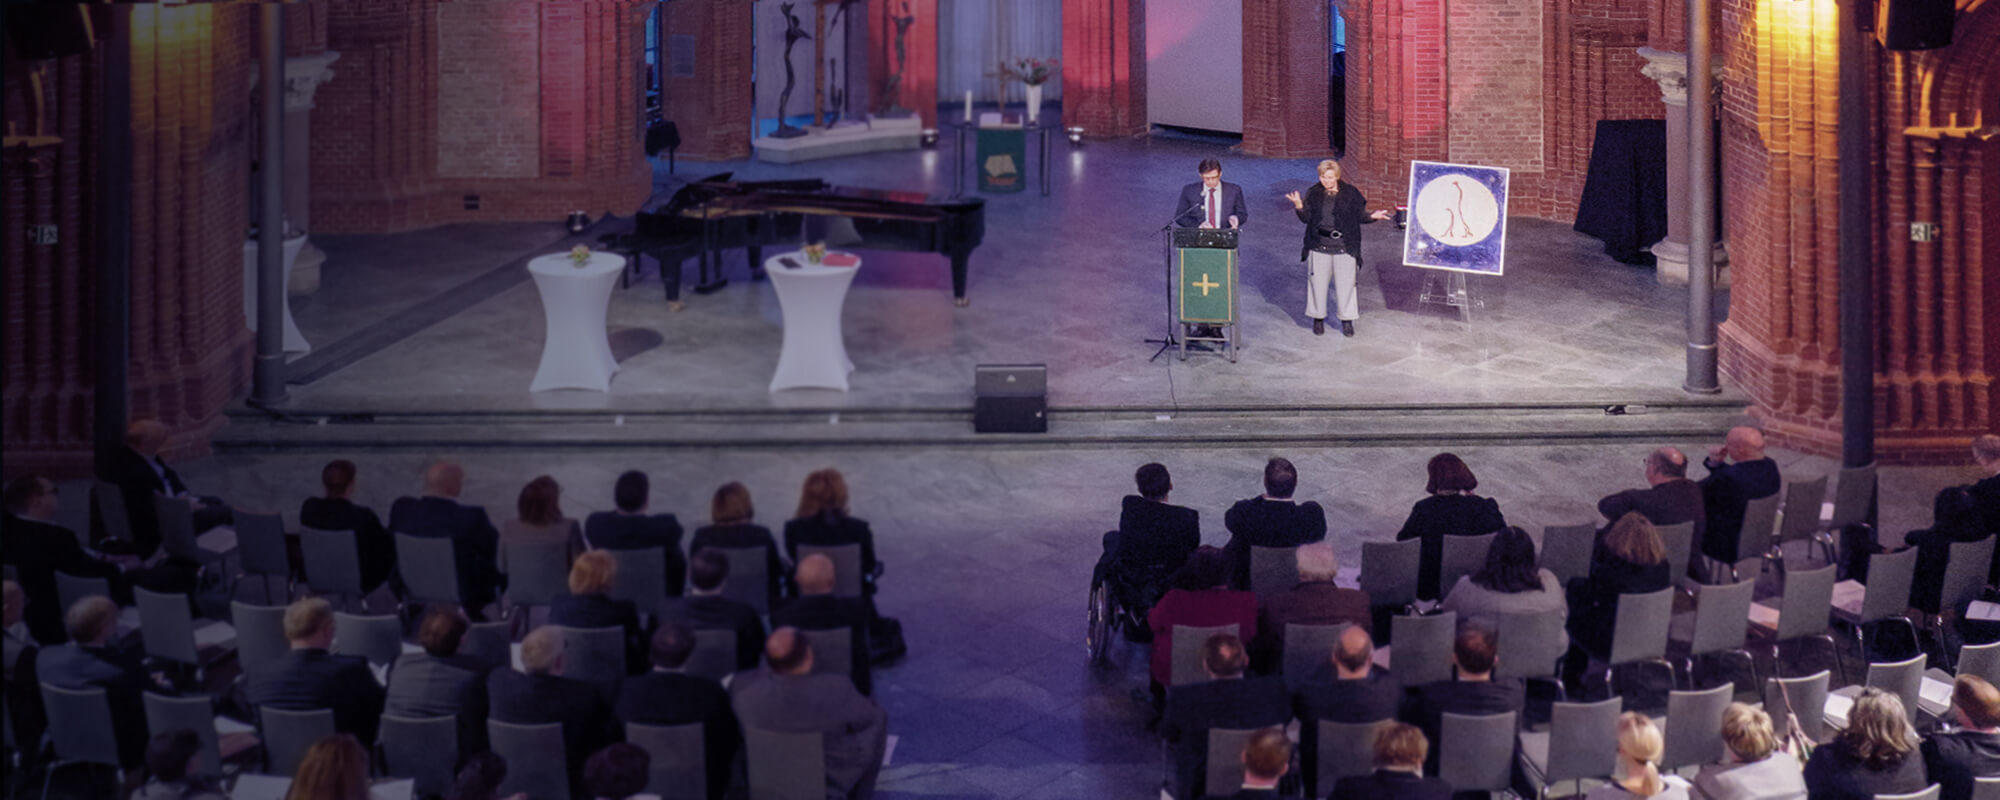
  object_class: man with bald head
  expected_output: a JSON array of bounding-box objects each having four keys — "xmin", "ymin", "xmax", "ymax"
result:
[
  {"xmin": 1697, "ymin": 426, "xmax": 1782, "ymax": 568},
  {"xmin": 732, "ymin": 627, "xmax": 887, "ymax": 800},
  {"xmin": 1597, "ymin": 446, "xmax": 1705, "ymax": 565},
  {"xmin": 389, "ymin": 461, "xmax": 504, "ymax": 619},
  {"xmin": 101, "ymin": 417, "xmax": 232, "ymax": 557},
  {"xmin": 1292, "ymin": 625, "xmax": 1398, "ymax": 792},
  {"xmin": 772, "ymin": 553, "xmax": 874, "ymax": 694}
]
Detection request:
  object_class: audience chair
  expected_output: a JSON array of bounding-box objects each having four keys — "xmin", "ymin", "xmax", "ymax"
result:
[
  {"xmin": 1248, "ymin": 546, "xmax": 1300, "ymax": 600},
  {"xmin": 685, "ymin": 629, "xmax": 737, "ymax": 681},
  {"xmin": 798, "ymin": 544, "xmax": 867, "ymax": 598},
  {"xmin": 299, "ymin": 527, "xmax": 377, "ymax": 612},
  {"xmin": 502, "ymin": 534, "xmax": 571, "ymax": 630},
  {"xmin": 91, "ymin": 481, "xmax": 134, "ymax": 548},
  {"xmin": 1957, "ymin": 640, "xmax": 2000, "ymax": 686},
  {"xmin": 1203, "ymin": 727, "xmax": 1260, "ymax": 798},
  {"xmin": 54, "ymin": 571, "xmax": 113, "ymax": 618},
  {"xmin": 38, "ymin": 683, "xmax": 123, "ymax": 798},
  {"xmin": 234, "ymin": 510, "xmax": 292, "ymax": 604},
  {"xmin": 1540, "ymin": 523, "xmax": 1597, "ymax": 586},
  {"xmin": 605, "ymin": 546, "xmax": 669, "ymax": 619},
  {"xmin": 1763, "ymin": 563, "xmax": 1843, "ymax": 684},
  {"xmin": 1314, "ymin": 719, "xmax": 1385, "ymax": 797},
  {"xmin": 1763, "ymin": 670, "xmax": 1831, "ymax": 745},
  {"xmin": 1936, "ymin": 536, "xmax": 1998, "ymax": 670},
  {"xmin": 230, "ymin": 601, "xmax": 291, "ymax": 677},
  {"xmin": 1391, "ymin": 612, "xmax": 1457, "ymax": 688},
  {"xmin": 1439, "ymin": 711, "xmax": 1518, "ymax": 795},
  {"xmin": 1658, "ymin": 683, "xmax": 1733, "ymax": 775},
  {"xmin": 1875, "ymin": 786, "xmax": 1941, "ymax": 800},
  {"xmin": 1719, "ymin": 493, "xmax": 1782, "ymax": 582},
  {"xmin": 1437, "ymin": 532, "xmax": 1498, "ymax": 601},
  {"xmin": 1864, "ymin": 654, "xmax": 1926, "ymax": 723},
  {"xmin": 1971, "ymin": 777, "xmax": 2000, "ymax": 800},
  {"xmin": 626, "ymin": 722, "xmax": 706, "ymax": 800},
  {"xmin": 1835, "ymin": 546, "xmax": 1920, "ymax": 662},
  {"xmin": 154, "ymin": 493, "xmax": 236, "ymax": 571},
  {"xmin": 460, "ymin": 620, "xmax": 513, "ymax": 670},
  {"xmin": 708, "ymin": 546, "xmax": 773, "ymax": 615},
  {"xmin": 1672, "ymin": 578, "xmax": 1757, "ymax": 690},
  {"xmin": 332, "ymin": 612, "xmax": 405, "ymax": 667},
  {"xmin": 1517, "ymin": 696, "xmax": 1622, "ymax": 800},
  {"xmin": 488, "ymin": 719, "xmax": 570, "ymax": 800},
  {"xmin": 1655, "ymin": 521, "xmax": 1696, "ymax": 589},
  {"xmin": 1822, "ymin": 463, "xmax": 1877, "ymax": 547},
  {"xmin": 142, "ymin": 692, "xmax": 224, "ymax": 777},
  {"xmin": 378, "ymin": 713, "xmax": 458, "ymax": 799},
  {"xmin": 394, "ymin": 533, "xmax": 463, "ymax": 612},
  {"xmin": 134, "ymin": 586, "xmax": 233, "ymax": 684},
  {"xmin": 258, "ymin": 706, "xmax": 335, "ymax": 777},
  {"xmin": 1360, "ymin": 539, "xmax": 1422, "ymax": 612},
  {"xmin": 1169, "ymin": 624, "xmax": 1239, "ymax": 687},
  {"xmin": 556, "ymin": 625, "xmax": 626, "ymax": 683},
  {"xmin": 1601, "ymin": 587, "xmax": 1675, "ymax": 696},
  {"xmin": 1771, "ymin": 477, "xmax": 1829, "ymax": 566},
  {"xmin": 1496, "ymin": 607, "xmax": 1569, "ymax": 684},
  {"xmin": 1282, "ymin": 622, "xmax": 1352, "ymax": 692},
  {"xmin": 743, "ymin": 725, "xmax": 826, "ymax": 800},
  {"xmin": 798, "ymin": 627, "xmax": 858, "ymax": 690}
]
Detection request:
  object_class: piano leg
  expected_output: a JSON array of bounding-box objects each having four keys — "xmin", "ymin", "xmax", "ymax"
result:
[
  {"xmin": 651, "ymin": 248, "xmax": 686, "ymax": 311},
  {"xmin": 694, "ymin": 244, "xmax": 729, "ymax": 294},
  {"xmin": 747, "ymin": 244, "xmax": 766, "ymax": 281},
  {"xmin": 951, "ymin": 250, "xmax": 971, "ymax": 307}
]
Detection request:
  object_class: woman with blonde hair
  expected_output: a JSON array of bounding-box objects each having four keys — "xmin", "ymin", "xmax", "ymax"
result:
[
  {"xmin": 1802, "ymin": 688, "xmax": 1926, "ymax": 800},
  {"xmin": 1691, "ymin": 703, "xmax": 1807, "ymax": 800},
  {"xmin": 1284, "ymin": 158, "xmax": 1395, "ymax": 337},
  {"xmin": 284, "ymin": 734, "xmax": 371, "ymax": 800},
  {"xmin": 548, "ymin": 550, "xmax": 648, "ymax": 675},
  {"xmin": 783, "ymin": 468, "xmax": 879, "ymax": 595},
  {"xmin": 1586, "ymin": 712, "xmax": 1688, "ymax": 799}
]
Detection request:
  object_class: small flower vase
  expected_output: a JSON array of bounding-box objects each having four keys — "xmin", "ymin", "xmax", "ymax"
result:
[
  {"xmin": 1025, "ymin": 82, "xmax": 1044, "ymax": 125},
  {"xmin": 803, "ymin": 242, "xmax": 827, "ymax": 264},
  {"xmin": 569, "ymin": 245, "xmax": 591, "ymax": 267}
]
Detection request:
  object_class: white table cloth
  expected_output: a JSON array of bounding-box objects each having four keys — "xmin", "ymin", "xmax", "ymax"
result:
[
  {"xmin": 527, "ymin": 251, "xmax": 626, "ymax": 392},
  {"xmin": 241, "ymin": 236, "xmax": 310, "ymax": 355},
  {"xmin": 764, "ymin": 250, "xmax": 860, "ymax": 392}
]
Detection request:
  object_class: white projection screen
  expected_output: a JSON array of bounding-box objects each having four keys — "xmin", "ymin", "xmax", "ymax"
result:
[{"xmin": 1145, "ymin": 0, "xmax": 1243, "ymax": 133}]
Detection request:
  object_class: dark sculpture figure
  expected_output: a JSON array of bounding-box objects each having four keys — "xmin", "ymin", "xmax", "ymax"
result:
[
  {"xmin": 772, "ymin": 3, "xmax": 812, "ymax": 138},
  {"xmin": 881, "ymin": 1, "xmax": 916, "ymax": 117}
]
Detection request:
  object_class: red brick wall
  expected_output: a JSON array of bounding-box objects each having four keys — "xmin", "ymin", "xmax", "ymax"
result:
[
  {"xmin": 1060, "ymin": 0, "xmax": 1146, "ymax": 138},
  {"xmin": 662, "ymin": 0, "xmax": 751, "ymax": 161},
  {"xmin": 1240, "ymin": 0, "xmax": 1329, "ymax": 158},
  {"xmin": 437, "ymin": 0, "xmax": 541, "ymax": 178}
]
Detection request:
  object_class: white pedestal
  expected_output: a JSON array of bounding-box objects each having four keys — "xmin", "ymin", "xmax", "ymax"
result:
[
  {"xmin": 765, "ymin": 251, "xmax": 860, "ymax": 392},
  {"xmin": 754, "ymin": 115, "xmax": 923, "ymax": 163},
  {"xmin": 242, "ymin": 235, "xmax": 311, "ymax": 356},
  {"xmin": 527, "ymin": 252, "xmax": 625, "ymax": 392}
]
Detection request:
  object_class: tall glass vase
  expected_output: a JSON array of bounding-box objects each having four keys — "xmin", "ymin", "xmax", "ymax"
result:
[{"xmin": 1025, "ymin": 82, "xmax": 1043, "ymax": 125}]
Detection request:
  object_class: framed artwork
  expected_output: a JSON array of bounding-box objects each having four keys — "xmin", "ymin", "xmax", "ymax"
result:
[{"xmin": 1401, "ymin": 160, "xmax": 1511, "ymax": 275}]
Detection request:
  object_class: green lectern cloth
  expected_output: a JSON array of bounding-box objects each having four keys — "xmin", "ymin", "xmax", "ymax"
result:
[
  {"xmin": 976, "ymin": 127, "xmax": 1026, "ymax": 193},
  {"xmin": 1177, "ymin": 247, "xmax": 1236, "ymax": 324}
]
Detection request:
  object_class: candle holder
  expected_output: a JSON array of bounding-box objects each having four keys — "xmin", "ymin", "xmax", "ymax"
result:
[
  {"xmin": 1066, "ymin": 126, "xmax": 1085, "ymax": 145},
  {"xmin": 921, "ymin": 128, "xmax": 939, "ymax": 148}
]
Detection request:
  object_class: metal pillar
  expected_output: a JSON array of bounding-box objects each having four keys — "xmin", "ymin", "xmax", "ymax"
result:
[
  {"xmin": 1683, "ymin": 0, "xmax": 1720, "ymax": 394},
  {"xmin": 251, "ymin": 3, "xmax": 289, "ymax": 407},
  {"xmin": 93, "ymin": 4, "xmax": 134, "ymax": 479},
  {"xmin": 1837, "ymin": 0, "xmax": 1875, "ymax": 467}
]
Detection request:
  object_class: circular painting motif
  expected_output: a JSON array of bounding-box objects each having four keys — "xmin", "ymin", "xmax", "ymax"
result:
[{"xmin": 1414, "ymin": 175, "xmax": 1501, "ymax": 247}]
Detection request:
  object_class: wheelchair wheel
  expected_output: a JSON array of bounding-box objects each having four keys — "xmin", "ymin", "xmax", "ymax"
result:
[{"xmin": 1086, "ymin": 579, "xmax": 1114, "ymax": 665}]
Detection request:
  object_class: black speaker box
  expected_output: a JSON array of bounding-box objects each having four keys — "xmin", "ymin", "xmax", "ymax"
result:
[
  {"xmin": 1879, "ymin": 0, "xmax": 1954, "ymax": 50},
  {"xmin": 974, "ymin": 364, "xmax": 1047, "ymax": 433},
  {"xmin": 6, "ymin": 4, "xmax": 96, "ymax": 61}
]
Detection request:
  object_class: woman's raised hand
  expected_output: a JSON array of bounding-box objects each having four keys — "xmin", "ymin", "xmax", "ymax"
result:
[
  {"xmin": 1284, "ymin": 190, "xmax": 1303, "ymax": 209},
  {"xmin": 1370, "ymin": 209, "xmax": 1394, "ymax": 221}
]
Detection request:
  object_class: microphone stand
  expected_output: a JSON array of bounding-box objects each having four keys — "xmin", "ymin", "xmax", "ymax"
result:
[{"xmin": 1149, "ymin": 200, "xmax": 1206, "ymax": 361}]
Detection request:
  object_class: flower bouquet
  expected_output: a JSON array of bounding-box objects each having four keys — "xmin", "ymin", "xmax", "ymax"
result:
[
  {"xmin": 999, "ymin": 57, "xmax": 1058, "ymax": 86},
  {"xmin": 569, "ymin": 244, "xmax": 591, "ymax": 267},
  {"xmin": 803, "ymin": 242, "xmax": 827, "ymax": 264}
]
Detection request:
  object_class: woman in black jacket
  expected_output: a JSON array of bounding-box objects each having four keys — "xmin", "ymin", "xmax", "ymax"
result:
[
  {"xmin": 1285, "ymin": 159, "xmax": 1394, "ymax": 337},
  {"xmin": 547, "ymin": 550, "xmax": 649, "ymax": 675},
  {"xmin": 1566, "ymin": 512, "xmax": 1673, "ymax": 658},
  {"xmin": 782, "ymin": 468, "xmax": 879, "ymax": 596},
  {"xmin": 1802, "ymin": 688, "xmax": 1927, "ymax": 800},
  {"xmin": 1395, "ymin": 452, "xmax": 1508, "ymax": 600}
]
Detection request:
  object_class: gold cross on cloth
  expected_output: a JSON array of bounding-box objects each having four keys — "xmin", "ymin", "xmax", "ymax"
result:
[{"xmin": 1193, "ymin": 274, "xmax": 1220, "ymax": 296}]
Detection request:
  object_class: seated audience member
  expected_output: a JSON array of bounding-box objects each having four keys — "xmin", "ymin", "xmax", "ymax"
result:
[
  {"xmin": 286, "ymin": 733, "xmax": 371, "ymax": 800},
  {"xmin": 389, "ymin": 461, "xmax": 505, "ymax": 618},
  {"xmin": 662, "ymin": 549, "xmax": 767, "ymax": 672},
  {"xmin": 783, "ymin": 468, "xmax": 880, "ymax": 595},
  {"xmin": 1147, "ymin": 546, "xmax": 1259, "ymax": 692},
  {"xmin": 1255, "ymin": 541, "xmax": 1371, "ymax": 670},
  {"xmin": 128, "ymin": 729, "xmax": 227, "ymax": 800},
  {"xmin": 2, "ymin": 580, "xmax": 45, "ymax": 749},
  {"xmin": 384, "ymin": 608, "xmax": 493, "ymax": 753},
  {"xmin": 1597, "ymin": 446, "xmax": 1705, "ymax": 558},
  {"xmin": 771, "ymin": 553, "xmax": 873, "ymax": 694},
  {"xmin": 1223, "ymin": 457, "xmax": 1328, "ymax": 590},
  {"xmin": 488, "ymin": 626, "xmax": 618, "ymax": 798},
  {"xmin": 1294, "ymin": 626, "xmax": 1400, "ymax": 791},
  {"xmin": 1696, "ymin": 426, "xmax": 1782, "ymax": 569},
  {"xmin": 615, "ymin": 623, "xmax": 741, "ymax": 800},
  {"xmin": 1396, "ymin": 452, "xmax": 1508, "ymax": 600},
  {"xmin": 244, "ymin": 597, "xmax": 385, "ymax": 745},
  {"xmin": 3, "ymin": 475, "xmax": 127, "ymax": 644},
  {"xmin": 1161, "ymin": 633, "xmax": 1289, "ymax": 800},
  {"xmin": 448, "ymin": 752, "xmax": 512, "ymax": 800},
  {"xmin": 1567, "ymin": 512, "xmax": 1673, "ymax": 663},
  {"xmin": 584, "ymin": 743, "xmax": 651, "ymax": 800},
  {"xmin": 1584, "ymin": 712, "xmax": 1688, "ymax": 800},
  {"xmin": 1907, "ymin": 433, "xmax": 2000, "ymax": 611},
  {"xmin": 689, "ymin": 481, "xmax": 785, "ymax": 601},
  {"xmin": 1922, "ymin": 674, "xmax": 2000, "ymax": 800},
  {"xmin": 103, "ymin": 418, "xmax": 232, "ymax": 557},
  {"xmin": 37, "ymin": 596, "xmax": 159, "ymax": 766},
  {"xmin": 1399, "ymin": 621, "xmax": 1526, "ymax": 772},
  {"xmin": 299, "ymin": 459, "xmax": 397, "ymax": 595},
  {"xmin": 549, "ymin": 550, "xmax": 648, "ymax": 676},
  {"xmin": 1205, "ymin": 727, "xmax": 1291, "ymax": 800},
  {"xmin": 1098, "ymin": 462, "xmax": 1201, "ymax": 622},
  {"xmin": 1329, "ymin": 721, "xmax": 1455, "ymax": 800},
  {"xmin": 1690, "ymin": 703, "xmax": 1808, "ymax": 800},
  {"xmin": 584, "ymin": 470, "xmax": 687, "ymax": 596},
  {"xmin": 731, "ymin": 627, "xmax": 888, "ymax": 800},
  {"xmin": 499, "ymin": 474, "xmax": 584, "ymax": 575},
  {"xmin": 1802, "ymin": 688, "xmax": 1926, "ymax": 800},
  {"xmin": 1440, "ymin": 525, "xmax": 1568, "ymax": 653}
]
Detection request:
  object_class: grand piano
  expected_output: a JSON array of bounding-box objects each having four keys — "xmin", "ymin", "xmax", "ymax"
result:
[{"xmin": 611, "ymin": 174, "xmax": 986, "ymax": 307}]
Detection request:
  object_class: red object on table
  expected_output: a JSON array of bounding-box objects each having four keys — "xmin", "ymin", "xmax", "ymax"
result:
[{"xmin": 821, "ymin": 253, "xmax": 860, "ymax": 268}]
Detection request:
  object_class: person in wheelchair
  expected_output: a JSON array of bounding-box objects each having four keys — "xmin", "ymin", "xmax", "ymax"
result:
[{"xmin": 1094, "ymin": 463, "xmax": 1202, "ymax": 640}]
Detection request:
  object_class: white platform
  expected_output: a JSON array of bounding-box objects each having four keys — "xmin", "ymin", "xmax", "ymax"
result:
[{"xmin": 755, "ymin": 115, "xmax": 923, "ymax": 164}]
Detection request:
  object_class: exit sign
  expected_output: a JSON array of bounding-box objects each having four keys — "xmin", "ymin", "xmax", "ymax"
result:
[{"xmin": 25, "ymin": 224, "xmax": 56, "ymax": 245}]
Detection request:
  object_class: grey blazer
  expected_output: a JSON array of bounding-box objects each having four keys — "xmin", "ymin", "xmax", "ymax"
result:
[
  {"xmin": 731, "ymin": 670, "xmax": 888, "ymax": 799},
  {"xmin": 1691, "ymin": 752, "xmax": 1808, "ymax": 800}
]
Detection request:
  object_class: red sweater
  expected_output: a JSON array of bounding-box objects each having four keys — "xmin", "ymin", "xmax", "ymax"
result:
[{"xmin": 1146, "ymin": 588, "xmax": 1259, "ymax": 686}]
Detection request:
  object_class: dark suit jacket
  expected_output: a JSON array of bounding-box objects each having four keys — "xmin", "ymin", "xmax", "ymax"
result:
[
  {"xmin": 299, "ymin": 497, "xmax": 395, "ymax": 591},
  {"xmin": 1113, "ymin": 495, "xmax": 1201, "ymax": 583},
  {"xmin": 102, "ymin": 446, "xmax": 190, "ymax": 557},
  {"xmin": 1223, "ymin": 497, "xmax": 1328, "ymax": 590},
  {"xmin": 1161, "ymin": 675, "xmax": 1290, "ymax": 800},
  {"xmin": 37, "ymin": 642, "xmax": 155, "ymax": 766},
  {"xmin": 1399, "ymin": 677, "xmax": 1526, "ymax": 772},
  {"xmin": 690, "ymin": 523, "xmax": 784, "ymax": 599},
  {"xmin": 1176, "ymin": 180, "xmax": 1250, "ymax": 229},
  {"xmin": 1396, "ymin": 494, "xmax": 1508, "ymax": 600},
  {"xmin": 1801, "ymin": 741, "xmax": 1928, "ymax": 800},
  {"xmin": 1293, "ymin": 669, "xmax": 1400, "ymax": 792},
  {"xmin": 2, "ymin": 624, "xmax": 44, "ymax": 759},
  {"xmin": 730, "ymin": 670, "xmax": 888, "ymax": 800},
  {"xmin": 1293, "ymin": 180, "xmax": 1377, "ymax": 266},
  {"xmin": 245, "ymin": 647, "xmax": 386, "ymax": 744},
  {"xmin": 1921, "ymin": 729, "xmax": 2000, "ymax": 800},
  {"xmin": 584, "ymin": 511, "xmax": 687, "ymax": 596},
  {"xmin": 1698, "ymin": 457, "xmax": 1782, "ymax": 562},
  {"xmin": 1204, "ymin": 789, "xmax": 1285, "ymax": 800},
  {"xmin": 1596, "ymin": 478, "xmax": 1705, "ymax": 555},
  {"xmin": 488, "ymin": 669, "xmax": 617, "ymax": 796},
  {"xmin": 388, "ymin": 495, "xmax": 504, "ymax": 609},
  {"xmin": 1330, "ymin": 770, "xmax": 1455, "ymax": 800},
  {"xmin": 771, "ymin": 593, "xmax": 873, "ymax": 695},
  {"xmin": 383, "ymin": 651, "xmax": 491, "ymax": 752},
  {"xmin": 1565, "ymin": 556, "xmax": 1671, "ymax": 657},
  {"xmin": 615, "ymin": 670, "xmax": 740, "ymax": 800},
  {"xmin": 2, "ymin": 513, "xmax": 125, "ymax": 644},
  {"xmin": 783, "ymin": 514, "xmax": 878, "ymax": 584},
  {"xmin": 1255, "ymin": 581, "xmax": 1372, "ymax": 671},
  {"xmin": 663, "ymin": 594, "xmax": 767, "ymax": 671},
  {"xmin": 549, "ymin": 593, "xmax": 649, "ymax": 676}
]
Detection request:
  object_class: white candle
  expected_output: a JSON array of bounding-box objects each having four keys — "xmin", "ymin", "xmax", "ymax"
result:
[{"xmin": 964, "ymin": 90, "xmax": 973, "ymax": 122}]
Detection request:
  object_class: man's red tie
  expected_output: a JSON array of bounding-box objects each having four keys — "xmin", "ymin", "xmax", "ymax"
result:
[{"xmin": 1207, "ymin": 189, "xmax": 1218, "ymax": 228}]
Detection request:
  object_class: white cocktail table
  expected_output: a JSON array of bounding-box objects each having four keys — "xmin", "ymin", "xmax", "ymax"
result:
[
  {"xmin": 764, "ymin": 250, "xmax": 860, "ymax": 392},
  {"xmin": 241, "ymin": 236, "xmax": 310, "ymax": 356},
  {"xmin": 527, "ymin": 251, "xmax": 626, "ymax": 392}
]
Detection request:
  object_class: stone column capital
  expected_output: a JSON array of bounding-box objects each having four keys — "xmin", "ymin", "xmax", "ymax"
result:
[
  {"xmin": 273, "ymin": 51, "xmax": 341, "ymax": 112},
  {"xmin": 1637, "ymin": 47, "xmax": 1722, "ymax": 107}
]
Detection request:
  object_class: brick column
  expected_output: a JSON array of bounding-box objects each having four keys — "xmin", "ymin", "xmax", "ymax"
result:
[
  {"xmin": 312, "ymin": 0, "xmax": 442, "ymax": 231},
  {"xmin": 664, "ymin": 0, "xmax": 752, "ymax": 160},
  {"xmin": 1060, "ymin": 0, "xmax": 1145, "ymax": 138},
  {"xmin": 1240, "ymin": 1, "xmax": 1328, "ymax": 158}
]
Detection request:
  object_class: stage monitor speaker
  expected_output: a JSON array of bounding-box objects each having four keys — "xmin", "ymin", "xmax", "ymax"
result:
[
  {"xmin": 5, "ymin": 4, "xmax": 96, "ymax": 61},
  {"xmin": 974, "ymin": 364, "xmax": 1047, "ymax": 434},
  {"xmin": 1878, "ymin": 0, "xmax": 1954, "ymax": 50}
]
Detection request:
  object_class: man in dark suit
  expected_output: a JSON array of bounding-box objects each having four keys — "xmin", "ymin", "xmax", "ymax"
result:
[
  {"xmin": 384, "ymin": 609, "xmax": 491, "ymax": 752},
  {"xmin": 661, "ymin": 549, "xmax": 766, "ymax": 672},
  {"xmin": 1399, "ymin": 623, "xmax": 1525, "ymax": 773},
  {"xmin": 36, "ymin": 596, "xmax": 163, "ymax": 766},
  {"xmin": 615, "ymin": 623, "xmax": 741, "ymax": 800},
  {"xmin": 1329, "ymin": 721, "xmax": 1455, "ymax": 800},
  {"xmin": 1256, "ymin": 542, "xmax": 1371, "ymax": 670},
  {"xmin": 300, "ymin": 459, "xmax": 397, "ymax": 596},
  {"xmin": 1922, "ymin": 674, "xmax": 2000, "ymax": 800},
  {"xmin": 1175, "ymin": 158, "xmax": 1249, "ymax": 231},
  {"xmin": 1098, "ymin": 462, "xmax": 1201, "ymax": 621},
  {"xmin": 731, "ymin": 627, "xmax": 887, "ymax": 800},
  {"xmin": 584, "ymin": 470, "xmax": 687, "ymax": 596},
  {"xmin": 3, "ymin": 476, "xmax": 129, "ymax": 644},
  {"xmin": 1160, "ymin": 633, "xmax": 1290, "ymax": 800},
  {"xmin": 388, "ymin": 461, "xmax": 504, "ymax": 619},
  {"xmin": 1294, "ymin": 626, "xmax": 1400, "ymax": 792},
  {"xmin": 1204, "ymin": 727, "xmax": 1292, "ymax": 800},
  {"xmin": 100, "ymin": 418, "xmax": 231, "ymax": 558},
  {"xmin": 244, "ymin": 597, "xmax": 386, "ymax": 744},
  {"xmin": 1222, "ymin": 458, "xmax": 1328, "ymax": 590},
  {"xmin": 1, "ymin": 581, "xmax": 46, "ymax": 752},
  {"xmin": 1697, "ymin": 426, "xmax": 1782, "ymax": 566},
  {"xmin": 490, "ymin": 626, "xmax": 619, "ymax": 798},
  {"xmin": 771, "ymin": 553, "xmax": 873, "ymax": 695},
  {"xmin": 1597, "ymin": 446, "xmax": 1705, "ymax": 560}
]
